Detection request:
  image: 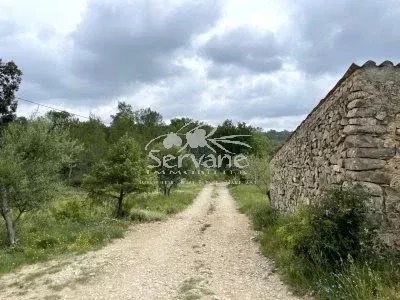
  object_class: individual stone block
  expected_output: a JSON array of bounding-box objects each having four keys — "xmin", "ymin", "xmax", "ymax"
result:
[
  {"xmin": 344, "ymin": 135, "xmax": 384, "ymax": 148},
  {"xmin": 343, "ymin": 125, "xmax": 386, "ymax": 135},
  {"xmin": 347, "ymin": 99, "xmax": 366, "ymax": 109},
  {"xmin": 346, "ymin": 170, "xmax": 391, "ymax": 184},
  {"xmin": 347, "ymin": 147, "xmax": 395, "ymax": 159},
  {"xmin": 376, "ymin": 111, "xmax": 387, "ymax": 121},
  {"xmin": 347, "ymin": 107, "xmax": 376, "ymax": 118},
  {"xmin": 348, "ymin": 118, "xmax": 377, "ymax": 126},
  {"xmin": 345, "ymin": 158, "xmax": 386, "ymax": 170},
  {"xmin": 348, "ymin": 91, "xmax": 370, "ymax": 101}
]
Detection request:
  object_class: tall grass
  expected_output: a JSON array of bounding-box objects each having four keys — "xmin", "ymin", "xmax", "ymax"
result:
[
  {"xmin": 229, "ymin": 184, "xmax": 400, "ymax": 299},
  {"xmin": 0, "ymin": 183, "xmax": 202, "ymax": 274},
  {"xmin": 229, "ymin": 184, "xmax": 275, "ymax": 231}
]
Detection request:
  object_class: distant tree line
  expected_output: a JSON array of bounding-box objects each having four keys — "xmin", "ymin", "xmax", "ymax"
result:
[{"xmin": 0, "ymin": 59, "xmax": 290, "ymax": 246}]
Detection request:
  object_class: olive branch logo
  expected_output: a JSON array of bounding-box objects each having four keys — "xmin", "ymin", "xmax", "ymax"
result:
[{"xmin": 145, "ymin": 122, "xmax": 251, "ymax": 154}]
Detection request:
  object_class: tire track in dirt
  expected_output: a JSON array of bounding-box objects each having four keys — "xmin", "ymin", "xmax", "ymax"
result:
[{"xmin": 0, "ymin": 183, "xmax": 301, "ymax": 300}]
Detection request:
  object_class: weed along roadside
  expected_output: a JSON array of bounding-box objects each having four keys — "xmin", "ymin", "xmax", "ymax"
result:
[
  {"xmin": 0, "ymin": 183, "xmax": 300, "ymax": 300},
  {"xmin": 229, "ymin": 184, "xmax": 400, "ymax": 299},
  {"xmin": 0, "ymin": 183, "xmax": 203, "ymax": 275}
]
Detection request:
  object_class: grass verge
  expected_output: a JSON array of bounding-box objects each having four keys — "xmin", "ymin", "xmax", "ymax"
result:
[
  {"xmin": 0, "ymin": 183, "xmax": 202, "ymax": 275},
  {"xmin": 229, "ymin": 184, "xmax": 400, "ymax": 300}
]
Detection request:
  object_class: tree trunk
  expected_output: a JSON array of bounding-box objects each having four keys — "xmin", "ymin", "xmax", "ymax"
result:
[
  {"xmin": 162, "ymin": 183, "xmax": 168, "ymax": 196},
  {"xmin": 0, "ymin": 188, "xmax": 16, "ymax": 246},
  {"xmin": 166, "ymin": 185, "xmax": 172, "ymax": 197},
  {"xmin": 116, "ymin": 189, "xmax": 124, "ymax": 218},
  {"xmin": 68, "ymin": 164, "xmax": 73, "ymax": 184}
]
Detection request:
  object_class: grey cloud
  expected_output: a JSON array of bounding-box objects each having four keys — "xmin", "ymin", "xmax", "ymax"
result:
[
  {"xmin": 0, "ymin": 21, "xmax": 69, "ymax": 100},
  {"xmin": 71, "ymin": 0, "xmax": 222, "ymax": 87},
  {"xmin": 200, "ymin": 27, "xmax": 284, "ymax": 76},
  {"xmin": 291, "ymin": 0, "xmax": 400, "ymax": 74},
  {"xmin": 1, "ymin": 0, "xmax": 222, "ymax": 105}
]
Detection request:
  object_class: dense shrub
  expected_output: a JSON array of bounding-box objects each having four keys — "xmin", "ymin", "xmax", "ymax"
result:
[
  {"xmin": 230, "ymin": 184, "xmax": 400, "ymax": 298},
  {"xmin": 51, "ymin": 197, "xmax": 86, "ymax": 221},
  {"xmin": 295, "ymin": 187, "xmax": 378, "ymax": 265},
  {"xmin": 249, "ymin": 201, "xmax": 276, "ymax": 230}
]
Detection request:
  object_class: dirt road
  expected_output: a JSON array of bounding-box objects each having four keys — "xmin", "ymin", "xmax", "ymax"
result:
[{"xmin": 0, "ymin": 184, "xmax": 299, "ymax": 299}]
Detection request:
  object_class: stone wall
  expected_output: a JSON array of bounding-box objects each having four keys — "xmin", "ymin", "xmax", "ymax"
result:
[{"xmin": 269, "ymin": 61, "xmax": 400, "ymax": 248}]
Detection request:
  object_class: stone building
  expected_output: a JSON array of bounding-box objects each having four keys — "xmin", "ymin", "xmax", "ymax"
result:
[{"xmin": 269, "ymin": 61, "xmax": 400, "ymax": 247}]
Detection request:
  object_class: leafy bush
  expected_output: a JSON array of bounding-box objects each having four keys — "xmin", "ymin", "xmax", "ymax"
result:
[
  {"xmin": 0, "ymin": 184, "xmax": 202, "ymax": 274},
  {"xmin": 35, "ymin": 236, "xmax": 59, "ymax": 249},
  {"xmin": 230, "ymin": 184, "xmax": 400, "ymax": 298},
  {"xmin": 249, "ymin": 201, "xmax": 276, "ymax": 230},
  {"xmin": 295, "ymin": 187, "xmax": 377, "ymax": 265},
  {"xmin": 51, "ymin": 197, "xmax": 86, "ymax": 221}
]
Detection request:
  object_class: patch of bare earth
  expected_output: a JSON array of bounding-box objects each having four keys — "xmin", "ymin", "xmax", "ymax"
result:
[{"xmin": 0, "ymin": 183, "xmax": 302, "ymax": 299}]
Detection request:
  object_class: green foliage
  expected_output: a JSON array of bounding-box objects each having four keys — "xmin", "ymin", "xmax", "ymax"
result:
[
  {"xmin": 244, "ymin": 155, "xmax": 269, "ymax": 193},
  {"xmin": 68, "ymin": 117, "xmax": 108, "ymax": 184},
  {"xmin": 265, "ymin": 129, "xmax": 292, "ymax": 149},
  {"xmin": 50, "ymin": 196, "xmax": 87, "ymax": 222},
  {"xmin": 129, "ymin": 209, "xmax": 165, "ymax": 222},
  {"xmin": 315, "ymin": 258, "xmax": 400, "ymax": 300},
  {"xmin": 230, "ymin": 184, "xmax": 400, "ymax": 299},
  {"xmin": 0, "ymin": 59, "xmax": 22, "ymax": 126},
  {"xmin": 214, "ymin": 120, "xmax": 253, "ymax": 160},
  {"xmin": 249, "ymin": 131, "xmax": 272, "ymax": 158},
  {"xmin": 148, "ymin": 144, "xmax": 194, "ymax": 196},
  {"xmin": 45, "ymin": 110, "xmax": 78, "ymax": 130},
  {"xmin": 125, "ymin": 183, "xmax": 202, "ymax": 216},
  {"xmin": 108, "ymin": 102, "xmax": 166, "ymax": 145},
  {"xmin": 84, "ymin": 135, "xmax": 153, "ymax": 217},
  {"xmin": 230, "ymin": 184, "xmax": 275, "ymax": 231},
  {"xmin": 0, "ymin": 120, "xmax": 71, "ymax": 208},
  {"xmin": 0, "ymin": 187, "xmax": 128, "ymax": 273},
  {"xmin": 295, "ymin": 187, "xmax": 378, "ymax": 265},
  {"xmin": 109, "ymin": 112, "xmax": 137, "ymax": 144},
  {"xmin": 0, "ymin": 184, "xmax": 202, "ymax": 274},
  {"xmin": 0, "ymin": 119, "xmax": 80, "ymax": 244}
]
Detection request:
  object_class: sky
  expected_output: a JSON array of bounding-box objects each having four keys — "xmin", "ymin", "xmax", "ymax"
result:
[{"xmin": 1, "ymin": 0, "xmax": 399, "ymax": 130}]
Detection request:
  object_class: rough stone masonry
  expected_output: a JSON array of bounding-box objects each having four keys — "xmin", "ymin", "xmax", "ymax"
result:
[{"xmin": 269, "ymin": 61, "xmax": 400, "ymax": 248}]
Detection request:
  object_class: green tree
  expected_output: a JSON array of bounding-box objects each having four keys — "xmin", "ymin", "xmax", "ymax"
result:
[
  {"xmin": 84, "ymin": 135, "xmax": 152, "ymax": 218},
  {"xmin": 266, "ymin": 129, "xmax": 292, "ymax": 149},
  {"xmin": 134, "ymin": 108, "xmax": 166, "ymax": 147},
  {"xmin": 109, "ymin": 102, "xmax": 137, "ymax": 143},
  {"xmin": 244, "ymin": 155, "xmax": 269, "ymax": 193},
  {"xmin": 148, "ymin": 145, "xmax": 193, "ymax": 196},
  {"xmin": 68, "ymin": 117, "xmax": 108, "ymax": 184},
  {"xmin": 46, "ymin": 110, "xmax": 78, "ymax": 130},
  {"xmin": 249, "ymin": 131, "xmax": 272, "ymax": 158},
  {"xmin": 0, "ymin": 60, "xmax": 22, "ymax": 127},
  {"xmin": 0, "ymin": 119, "xmax": 75, "ymax": 245}
]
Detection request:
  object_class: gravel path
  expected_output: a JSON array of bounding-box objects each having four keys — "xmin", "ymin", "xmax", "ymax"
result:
[{"xmin": 0, "ymin": 183, "xmax": 300, "ymax": 299}]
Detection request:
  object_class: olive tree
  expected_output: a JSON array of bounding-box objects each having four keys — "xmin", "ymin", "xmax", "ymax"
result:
[
  {"xmin": 84, "ymin": 135, "xmax": 152, "ymax": 218},
  {"xmin": 0, "ymin": 119, "xmax": 77, "ymax": 245}
]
